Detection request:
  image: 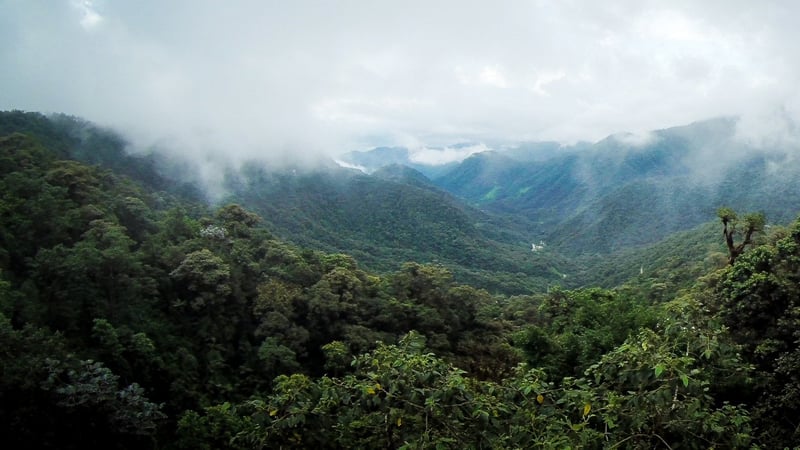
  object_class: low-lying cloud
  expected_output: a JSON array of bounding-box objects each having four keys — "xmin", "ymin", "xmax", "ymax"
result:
[
  {"xmin": 1, "ymin": 1, "xmax": 799, "ymax": 165},
  {"xmin": 409, "ymin": 144, "xmax": 489, "ymax": 166}
]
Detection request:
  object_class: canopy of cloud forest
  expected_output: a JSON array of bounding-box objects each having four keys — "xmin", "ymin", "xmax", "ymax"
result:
[{"xmin": 3, "ymin": 111, "xmax": 800, "ymax": 448}]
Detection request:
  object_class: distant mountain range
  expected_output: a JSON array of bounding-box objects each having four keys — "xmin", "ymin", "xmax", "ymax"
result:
[
  {"xmin": 343, "ymin": 117, "xmax": 800, "ymax": 254},
  {"xmin": 222, "ymin": 161, "xmax": 573, "ymax": 293},
  {"xmin": 338, "ymin": 141, "xmax": 574, "ymax": 176},
  {"xmin": 3, "ymin": 110, "xmax": 798, "ymax": 293},
  {"xmin": 337, "ymin": 146, "xmax": 461, "ymax": 179}
]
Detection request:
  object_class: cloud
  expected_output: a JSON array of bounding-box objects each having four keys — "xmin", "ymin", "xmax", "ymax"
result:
[
  {"xmin": 333, "ymin": 159, "xmax": 368, "ymax": 173},
  {"xmin": 72, "ymin": 0, "xmax": 103, "ymax": 30},
  {"xmin": 531, "ymin": 70, "xmax": 566, "ymax": 96},
  {"xmin": 0, "ymin": 0, "xmax": 799, "ymax": 163},
  {"xmin": 409, "ymin": 144, "xmax": 489, "ymax": 166},
  {"xmin": 735, "ymin": 105, "xmax": 800, "ymax": 149},
  {"xmin": 610, "ymin": 131, "xmax": 658, "ymax": 148},
  {"xmin": 478, "ymin": 66, "xmax": 510, "ymax": 89}
]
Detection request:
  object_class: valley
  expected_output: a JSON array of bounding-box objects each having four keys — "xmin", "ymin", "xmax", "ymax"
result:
[{"xmin": 1, "ymin": 110, "xmax": 799, "ymax": 448}]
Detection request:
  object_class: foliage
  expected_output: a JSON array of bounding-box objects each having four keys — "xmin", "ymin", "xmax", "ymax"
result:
[
  {"xmin": 182, "ymin": 325, "xmax": 753, "ymax": 449},
  {"xmin": 582, "ymin": 295, "xmax": 753, "ymax": 449},
  {"xmin": 0, "ymin": 313, "xmax": 165, "ymax": 449},
  {"xmin": 0, "ymin": 112, "xmax": 792, "ymax": 448},
  {"xmin": 434, "ymin": 118, "xmax": 800, "ymax": 259},
  {"xmin": 713, "ymin": 215, "xmax": 800, "ymax": 446},
  {"xmin": 717, "ymin": 206, "xmax": 765, "ymax": 265},
  {"xmin": 510, "ymin": 287, "xmax": 658, "ymax": 378},
  {"xmin": 225, "ymin": 161, "xmax": 573, "ymax": 295}
]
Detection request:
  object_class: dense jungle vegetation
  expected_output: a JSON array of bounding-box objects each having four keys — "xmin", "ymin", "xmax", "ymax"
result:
[{"xmin": 2, "ymin": 112, "xmax": 800, "ymax": 448}]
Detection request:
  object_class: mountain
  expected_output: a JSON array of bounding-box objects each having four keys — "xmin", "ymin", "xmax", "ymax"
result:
[
  {"xmin": 434, "ymin": 120, "xmax": 718, "ymax": 212},
  {"xmin": 371, "ymin": 163, "xmax": 440, "ymax": 190},
  {"xmin": 339, "ymin": 141, "xmax": 575, "ymax": 174},
  {"xmin": 432, "ymin": 117, "xmax": 800, "ymax": 254},
  {"xmin": 501, "ymin": 141, "xmax": 570, "ymax": 163},
  {"xmin": 1, "ymin": 116, "xmax": 783, "ymax": 448},
  {"xmin": 222, "ymin": 162, "xmax": 575, "ymax": 293},
  {"xmin": 329, "ymin": 118, "xmax": 785, "ymax": 259},
  {"xmin": 338, "ymin": 146, "xmax": 411, "ymax": 170},
  {"xmin": 0, "ymin": 111, "xmax": 589, "ymax": 294},
  {"xmin": 337, "ymin": 146, "xmax": 460, "ymax": 179},
  {"xmin": 6, "ymin": 110, "xmax": 794, "ymax": 293},
  {"xmin": 0, "ymin": 110, "xmax": 205, "ymax": 200}
]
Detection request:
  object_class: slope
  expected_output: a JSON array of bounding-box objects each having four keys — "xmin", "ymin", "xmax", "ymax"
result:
[
  {"xmin": 433, "ymin": 117, "xmax": 800, "ymax": 255},
  {"xmin": 223, "ymin": 161, "xmax": 574, "ymax": 293}
]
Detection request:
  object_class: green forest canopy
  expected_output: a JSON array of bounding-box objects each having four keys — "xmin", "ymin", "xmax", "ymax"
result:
[{"xmin": 1, "ymin": 116, "xmax": 799, "ymax": 448}]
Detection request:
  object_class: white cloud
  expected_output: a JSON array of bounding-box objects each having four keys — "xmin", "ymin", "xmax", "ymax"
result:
[
  {"xmin": 611, "ymin": 131, "xmax": 658, "ymax": 148},
  {"xmin": 72, "ymin": 0, "xmax": 103, "ymax": 30},
  {"xmin": 637, "ymin": 9, "xmax": 707, "ymax": 42},
  {"xmin": 478, "ymin": 65, "xmax": 510, "ymax": 88},
  {"xmin": 531, "ymin": 70, "xmax": 566, "ymax": 96},
  {"xmin": 409, "ymin": 144, "xmax": 489, "ymax": 166},
  {"xmin": 333, "ymin": 159, "xmax": 368, "ymax": 173},
  {"xmin": 0, "ymin": 0, "xmax": 799, "ymax": 161}
]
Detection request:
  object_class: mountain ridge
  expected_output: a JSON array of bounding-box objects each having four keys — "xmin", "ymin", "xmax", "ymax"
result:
[{"xmin": 4, "ymin": 110, "xmax": 796, "ymax": 293}]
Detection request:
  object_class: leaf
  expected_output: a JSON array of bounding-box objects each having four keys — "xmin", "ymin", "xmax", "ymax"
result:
[
  {"xmin": 269, "ymin": 409, "xmax": 278, "ymax": 417},
  {"xmin": 536, "ymin": 394, "xmax": 544, "ymax": 404},
  {"xmin": 366, "ymin": 386, "xmax": 376, "ymax": 395},
  {"xmin": 583, "ymin": 403, "xmax": 591, "ymax": 417},
  {"xmin": 654, "ymin": 364, "xmax": 665, "ymax": 378},
  {"xmin": 680, "ymin": 374, "xmax": 689, "ymax": 387},
  {"xmin": 396, "ymin": 417, "xmax": 402, "ymax": 427}
]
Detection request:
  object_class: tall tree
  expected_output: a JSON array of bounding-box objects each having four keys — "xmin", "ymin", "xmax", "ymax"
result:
[{"xmin": 717, "ymin": 207, "xmax": 765, "ymax": 265}]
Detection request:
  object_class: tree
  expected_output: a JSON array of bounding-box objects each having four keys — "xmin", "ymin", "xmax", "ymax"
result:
[
  {"xmin": 717, "ymin": 207, "xmax": 765, "ymax": 265},
  {"xmin": 0, "ymin": 314, "xmax": 165, "ymax": 449},
  {"xmin": 714, "ymin": 216, "xmax": 800, "ymax": 446},
  {"xmin": 582, "ymin": 296, "xmax": 753, "ymax": 449},
  {"xmin": 215, "ymin": 204, "xmax": 261, "ymax": 239},
  {"xmin": 29, "ymin": 219, "xmax": 153, "ymax": 335},
  {"xmin": 513, "ymin": 287, "xmax": 657, "ymax": 379},
  {"xmin": 169, "ymin": 249, "xmax": 231, "ymax": 311}
]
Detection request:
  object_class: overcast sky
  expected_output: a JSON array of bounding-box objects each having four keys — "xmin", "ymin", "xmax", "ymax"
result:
[{"xmin": 1, "ymin": 0, "xmax": 798, "ymax": 163}]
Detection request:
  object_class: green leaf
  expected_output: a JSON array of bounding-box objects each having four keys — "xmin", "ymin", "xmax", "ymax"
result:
[
  {"xmin": 473, "ymin": 409, "xmax": 489, "ymax": 421},
  {"xmin": 680, "ymin": 374, "xmax": 689, "ymax": 387},
  {"xmin": 654, "ymin": 364, "xmax": 665, "ymax": 378}
]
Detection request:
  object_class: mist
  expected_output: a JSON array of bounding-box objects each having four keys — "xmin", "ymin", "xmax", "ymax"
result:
[{"xmin": 1, "ymin": 1, "xmax": 799, "ymax": 167}]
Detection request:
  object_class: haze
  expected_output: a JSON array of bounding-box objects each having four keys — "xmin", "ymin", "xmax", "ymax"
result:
[{"xmin": 1, "ymin": 0, "xmax": 799, "ymax": 164}]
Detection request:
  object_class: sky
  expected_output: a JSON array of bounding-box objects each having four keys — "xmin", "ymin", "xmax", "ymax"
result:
[{"xmin": 1, "ymin": 0, "xmax": 799, "ymax": 165}]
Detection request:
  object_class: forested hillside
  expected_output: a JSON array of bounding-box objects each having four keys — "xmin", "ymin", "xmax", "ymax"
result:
[
  {"xmin": 0, "ymin": 111, "xmax": 584, "ymax": 295},
  {"xmin": 222, "ymin": 161, "xmax": 573, "ymax": 294},
  {"xmin": 427, "ymin": 118, "xmax": 800, "ymax": 254},
  {"xmin": 0, "ymin": 126, "xmax": 520, "ymax": 447},
  {"xmin": 3, "ymin": 112, "xmax": 800, "ymax": 448}
]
